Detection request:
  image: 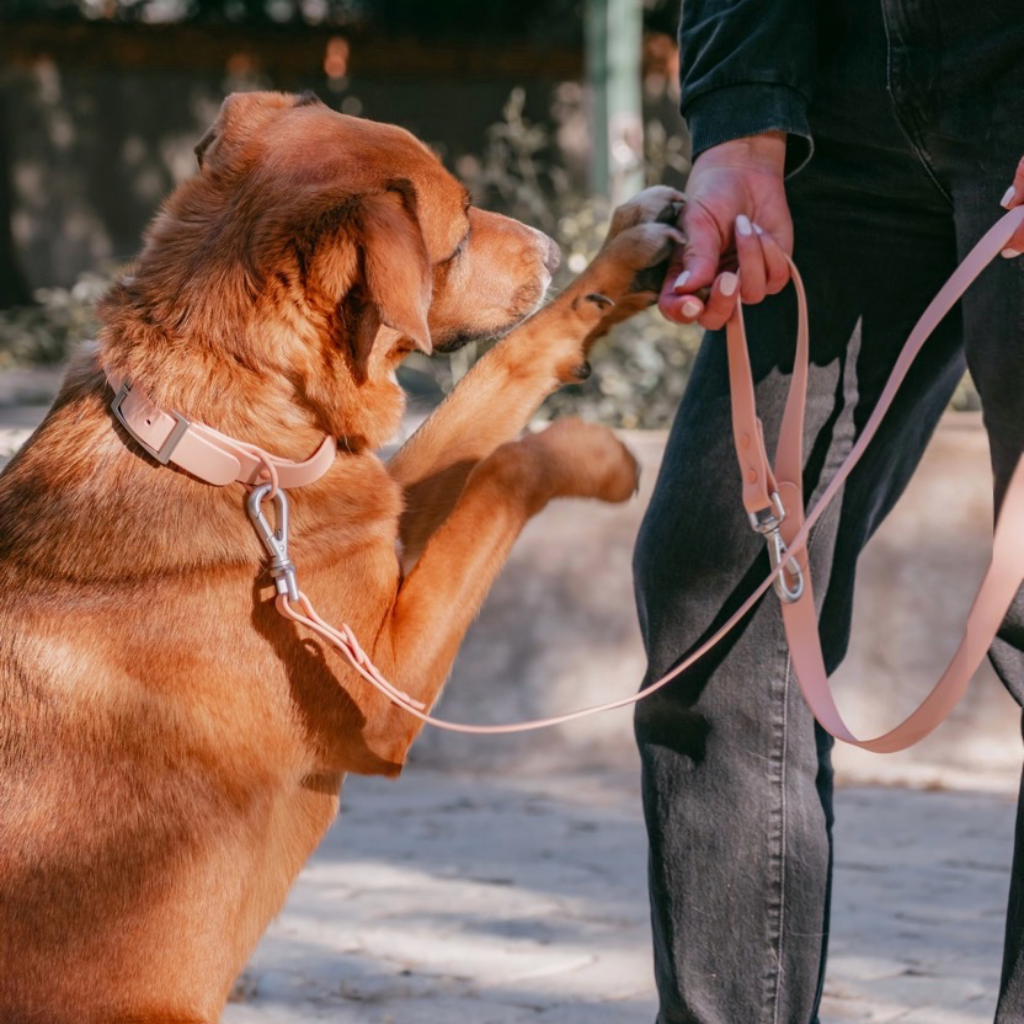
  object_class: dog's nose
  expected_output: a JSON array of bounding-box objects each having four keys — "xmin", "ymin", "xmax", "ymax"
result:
[
  {"xmin": 542, "ymin": 237, "xmax": 562, "ymax": 275},
  {"xmin": 531, "ymin": 227, "xmax": 561, "ymax": 275}
]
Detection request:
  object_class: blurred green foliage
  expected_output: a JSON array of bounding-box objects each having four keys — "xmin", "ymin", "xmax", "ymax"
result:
[
  {"xmin": 0, "ymin": 0, "xmax": 555, "ymax": 26},
  {"xmin": 0, "ymin": 274, "xmax": 106, "ymax": 370}
]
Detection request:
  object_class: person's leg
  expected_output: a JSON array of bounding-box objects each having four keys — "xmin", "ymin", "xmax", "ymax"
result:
[
  {"xmin": 633, "ymin": 7, "xmax": 970, "ymax": 1020},
  {"xmin": 901, "ymin": 6, "xmax": 1024, "ymax": 1013},
  {"xmin": 951, "ymin": 151, "xmax": 1024, "ymax": 1024},
  {"xmin": 634, "ymin": 172, "xmax": 962, "ymax": 1024}
]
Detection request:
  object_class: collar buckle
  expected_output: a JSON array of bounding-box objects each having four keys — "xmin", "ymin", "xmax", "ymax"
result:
[{"xmin": 111, "ymin": 379, "xmax": 191, "ymax": 466}]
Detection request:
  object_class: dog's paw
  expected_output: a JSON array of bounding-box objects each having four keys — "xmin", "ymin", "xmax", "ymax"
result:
[
  {"xmin": 569, "ymin": 220, "xmax": 684, "ymax": 326},
  {"xmin": 603, "ymin": 185, "xmax": 686, "ymax": 243},
  {"xmin": 601, "ymin": 220, "xmax": 686, "ymax": 284},
  {"xmin": 569, "ymin": 188, "xmax": 687, "ymax": 317},
  {"xmin": 528, "ymin": 419, "xmax": 640, "ymax": 504}
]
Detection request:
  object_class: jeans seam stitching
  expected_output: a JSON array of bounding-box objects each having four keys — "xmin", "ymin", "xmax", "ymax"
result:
[{"xmin": 771, "ymin": 651, "xmax": 793, "ymax": 1024}]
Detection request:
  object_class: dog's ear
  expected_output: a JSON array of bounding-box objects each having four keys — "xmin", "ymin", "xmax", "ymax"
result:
[
  {"xmin": 194, "ymin": 91, "xmax": 298, "ymax": 172},
  {"xmin": 354, "ymin": 185, "xmax": 433, "ymax": 363}
]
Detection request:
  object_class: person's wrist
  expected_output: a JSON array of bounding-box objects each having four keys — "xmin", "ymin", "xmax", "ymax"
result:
[{"xmin": 692, "ymin": 131, "xmax": 787, "ymax": 178}]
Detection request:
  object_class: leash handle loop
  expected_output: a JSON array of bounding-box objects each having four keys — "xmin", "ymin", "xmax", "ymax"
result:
[{"xmin": 726, "ymin": 206, "xmax": 1024, "ymax": 751}]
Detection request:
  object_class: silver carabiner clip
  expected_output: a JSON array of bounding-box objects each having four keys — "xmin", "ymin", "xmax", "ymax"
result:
[
  {"xmin": 748, "ymin": 491, "xmax": 805, "ymax": 604},
  {"xmin": 247, "ymin": 483, "xmax": 300, "ymax": 602},
  {"xmin": 765, "ymin": 527, "xmax": 805, "ymax": 604}
]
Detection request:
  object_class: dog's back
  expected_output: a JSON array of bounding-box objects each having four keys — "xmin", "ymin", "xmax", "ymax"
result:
[{"xmin": 0, "ymin": 369, "xmax": 340, "ymax": 1021}]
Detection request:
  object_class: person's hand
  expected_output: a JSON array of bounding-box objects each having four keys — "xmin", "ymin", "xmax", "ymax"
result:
[
  {"xmin": 1000, "ymin": 157, "xmax": 1024, "ymax": 257},
  {"xmin": 659, "ymin": 131, "xmax": 794, "ymax": 330}
]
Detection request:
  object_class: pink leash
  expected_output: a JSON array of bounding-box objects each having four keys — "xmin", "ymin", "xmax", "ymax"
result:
[{"xmin": 109, "ymin": 207, "xmax": 1024, "ymax": 750}]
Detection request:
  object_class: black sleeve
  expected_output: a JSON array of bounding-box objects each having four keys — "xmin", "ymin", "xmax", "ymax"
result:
[{"xmin": 678, "ymin": 0, "xmax": 817, "ymax": 176}]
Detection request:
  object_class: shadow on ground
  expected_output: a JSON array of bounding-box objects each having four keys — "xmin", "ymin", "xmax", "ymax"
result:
[{"xmin": 225, "ymin": 770, "xmax": 1018, "ymax": 1024}]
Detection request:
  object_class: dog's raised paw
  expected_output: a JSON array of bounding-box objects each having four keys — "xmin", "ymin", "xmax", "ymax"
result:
[
  {"xmin": 605, "ymin": 185, "xmax": 686, "ymax": 242},
  {"xmin": 584, "ymin": 221, "xmax": 686, "ymax": 304},
  {"xmin": 530, "ymin": 419, "xmax": 640, "ymax": 505}
]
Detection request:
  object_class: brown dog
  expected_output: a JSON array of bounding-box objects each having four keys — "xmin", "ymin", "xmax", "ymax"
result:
[{"xmin": 0, "ymin": 91, "xmax": 683, "ymax": 1022}]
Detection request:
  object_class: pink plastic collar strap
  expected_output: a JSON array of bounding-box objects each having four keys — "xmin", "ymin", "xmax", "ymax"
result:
[{"xmin": 106, "ymin": 372, "xmax": 336, "ymax": 488}]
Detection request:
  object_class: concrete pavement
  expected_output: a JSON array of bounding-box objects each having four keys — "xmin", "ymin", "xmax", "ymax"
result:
[{"xmin": 222, "ymin": 770, "xmax": 1018, "ymax": 1024}]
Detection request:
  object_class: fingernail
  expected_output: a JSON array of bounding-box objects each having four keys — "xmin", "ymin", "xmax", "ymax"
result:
[
  {"xmin": 719, "ymin": 272, "xmax": 738, "ymax": 297},
  {"xmin": 673, "ymin": 270, "xmax": 691, "ymax": 292},
  {"xmin": 681, "ymin": 299, "xmax": 702, "ymax": 318},
  {"xmin": 736, "ymin": 215, "xmax": 753, "ymax": 237},
  {"xmin": 1002, "ymin": 186, "xmax": 1017, "ymax": 209},
  {"xmin": 753, "ymin": 223, "xmax": 765, "ymax": 236},
  {"xmin": 1002, "ymin": 248, "xmax": 1021, "ymax": 259}
]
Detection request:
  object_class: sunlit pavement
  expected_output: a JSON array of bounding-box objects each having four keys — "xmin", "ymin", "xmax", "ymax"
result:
[{"xmin": 224, "ymin": 770, "xmax": 1016, "ymax": 1024}]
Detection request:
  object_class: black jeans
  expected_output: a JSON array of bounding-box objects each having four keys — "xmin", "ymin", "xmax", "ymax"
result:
[{"xmin": 633, "ymin": 2, "xmax": 1024, "ymax": 1022}]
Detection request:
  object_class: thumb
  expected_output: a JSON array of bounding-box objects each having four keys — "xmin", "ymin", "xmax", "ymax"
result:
[
  {"xmin": 675, "ymin": 220, "xmax": 724, "ymax": 295},
  {"xmin": 658, "ymin": 207, "xmax": 724, "ymax": 298},
  {"xmin": 658, "ymin": 215, "xmax": 722, "ymax": 323}
]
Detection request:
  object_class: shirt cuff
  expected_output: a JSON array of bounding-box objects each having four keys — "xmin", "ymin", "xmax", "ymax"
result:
[{"xmin": 683, "ymin": 83, "xmax": 814, "ymax": 178}]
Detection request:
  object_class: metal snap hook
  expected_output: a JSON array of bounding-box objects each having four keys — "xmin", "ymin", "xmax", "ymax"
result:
[
  {"xmin": 247, "ymin": 483, "xmax": 300, "ymax": 602},
  {"xmin": 765, "ymin": 528, "xmax": 805, "ymax": 604},
  {"xmin": 748, "ymin": 490, "xmax": 805, "ymax": 604}
]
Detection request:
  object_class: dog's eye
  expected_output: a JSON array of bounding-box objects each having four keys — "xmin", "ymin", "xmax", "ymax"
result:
[
  {"xmin": 439, "ymin": 237, "xmax": 468, "ymax": 267},
  {"xmin": 441, "ymin": 225, "xmax": 472, "ymax": 266}
]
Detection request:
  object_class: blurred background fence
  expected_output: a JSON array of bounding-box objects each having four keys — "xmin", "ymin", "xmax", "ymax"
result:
[{"xmin": 0, "ymin": 0, "xmax": 704, "ymax": 427}]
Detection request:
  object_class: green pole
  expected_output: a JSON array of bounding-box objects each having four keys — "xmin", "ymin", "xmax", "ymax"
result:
[{"xmin": 586, "ymin": 0, "xmax": 644, "ymax": 204}]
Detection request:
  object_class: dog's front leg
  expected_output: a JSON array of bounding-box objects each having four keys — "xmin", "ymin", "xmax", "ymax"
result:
[
  {"xmin": 362, "ymin": 418, "xmax": 638, "ymax": 761},
  {"xmin": 388, "ymin": 186, "xmax": 684, "ymax": 564}
]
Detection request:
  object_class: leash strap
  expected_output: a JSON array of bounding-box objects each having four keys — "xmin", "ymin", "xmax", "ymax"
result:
[
  {"xmin": 728, "ymin": 206, "xmax": 1024, "ymax": 751},
  {"xmin": 107, "ymin": 371, "xmax": 336, "ymax": 490},
  {"xmin": 254, "ymin": 206, "xmax": 1024, "ymax": 744}
]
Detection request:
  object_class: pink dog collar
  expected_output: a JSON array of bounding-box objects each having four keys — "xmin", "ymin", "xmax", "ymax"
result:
[{"xmin": 106, "ymin": 372, "xmax": 336, "ymax": 488}]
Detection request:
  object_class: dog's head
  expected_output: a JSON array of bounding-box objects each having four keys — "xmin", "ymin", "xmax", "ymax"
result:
[{"xmin": 108, "ymin": 91, "xmax": 559, "ymax": 449}]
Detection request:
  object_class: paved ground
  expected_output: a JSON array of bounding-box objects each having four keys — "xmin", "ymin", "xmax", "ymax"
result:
[{"xmin": 223, "ymin": 770, "xmax": 1018, "ymax": 1024}]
